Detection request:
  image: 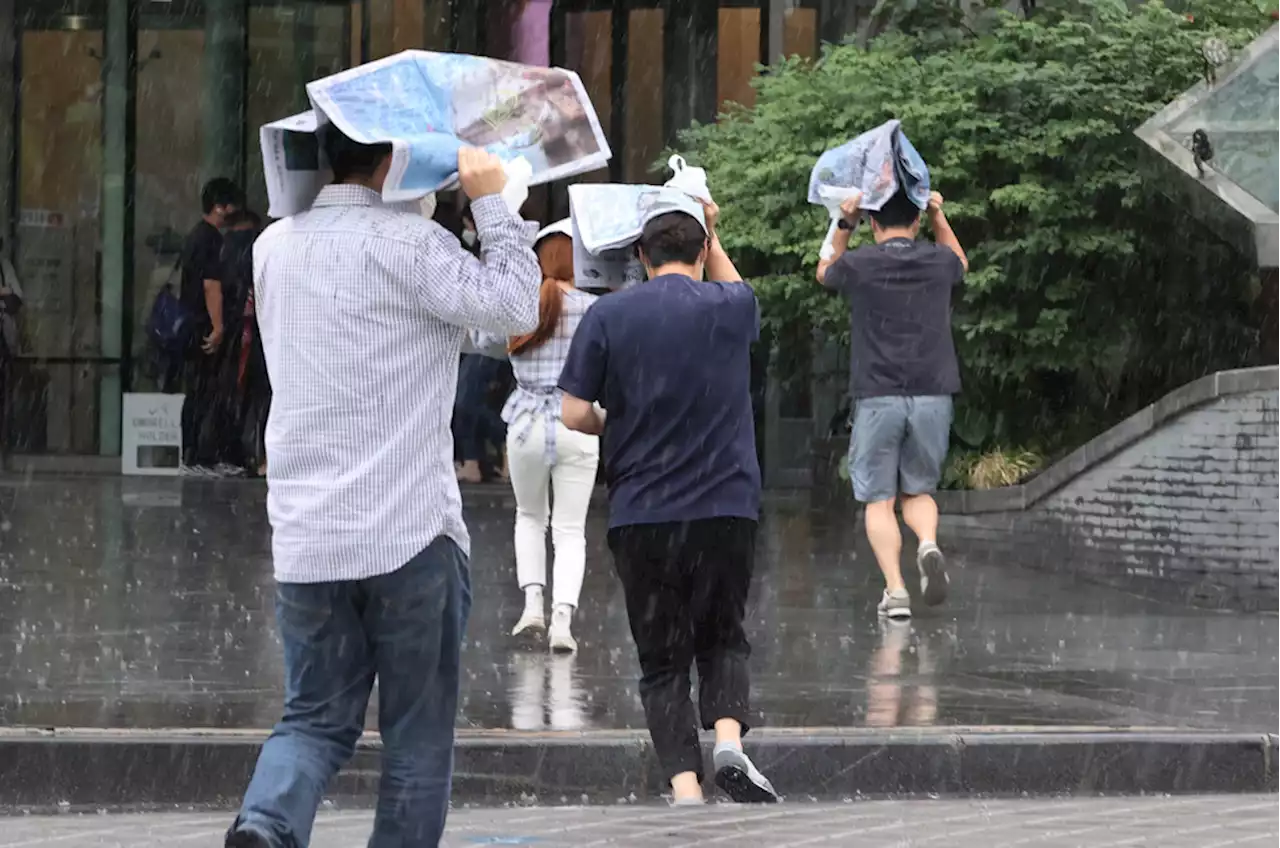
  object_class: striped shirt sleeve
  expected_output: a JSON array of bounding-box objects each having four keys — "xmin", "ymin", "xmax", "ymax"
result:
[{"xmin": 410, "ymin": 194, "xmax": 541, "ymax": 335}]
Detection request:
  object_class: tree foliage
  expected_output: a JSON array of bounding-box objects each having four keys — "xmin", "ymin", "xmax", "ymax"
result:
[{"xmin": 677, "ymin": 0, "xmax": 1272, "ymax": 452}]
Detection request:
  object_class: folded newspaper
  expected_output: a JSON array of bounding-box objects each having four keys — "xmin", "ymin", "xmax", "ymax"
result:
[
  {"xmin": 567, "ymin": 175, "xmax": 710, "ymax": 290},
  {"xmin": 567, "ymin": 185, "xmax": 709, "ymax": 290},
  {"xmin": 261, "ymin": 51, "xmax": 612, "ymax": 218},
  {"xmin": 808, "ymin": 118, "xmax": 930, "ymax": 258}
]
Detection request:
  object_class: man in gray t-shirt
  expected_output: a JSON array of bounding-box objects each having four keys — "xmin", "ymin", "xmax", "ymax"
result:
[{"xmin": 817, "ymin": 188, "xmax": 968, "ymax": 622}]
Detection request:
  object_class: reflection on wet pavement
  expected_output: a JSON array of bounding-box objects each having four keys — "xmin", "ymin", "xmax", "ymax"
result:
[
  {"xmin": 0, "ymin": 477, "xmax": 1275, "ymax": 733},
  {"xmin": 866, "ymin": 621, "xmax": 938, "ymax": 728}
]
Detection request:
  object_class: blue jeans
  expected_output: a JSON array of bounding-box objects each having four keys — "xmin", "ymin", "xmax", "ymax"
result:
[
  {"xmin": 230, "ymin": 537, "xmax": 471, "ymax": 847},
  {"xmin": 454, "ymin": 355, "xmax": 506, "ymax": 463}
]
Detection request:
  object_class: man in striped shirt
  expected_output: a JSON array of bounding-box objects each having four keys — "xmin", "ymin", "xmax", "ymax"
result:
[{"xmin": 225, "ymin": 129, "xmax": 540, "ymax": 848}]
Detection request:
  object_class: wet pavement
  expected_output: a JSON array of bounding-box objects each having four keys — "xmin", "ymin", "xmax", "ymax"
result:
[
  {"xmin": 6, "ymin": 796, "xmax": 1278, "ymax": 847},
  {"xmin": 0, "ymin": 476, "xmax": 1275, "ymax": 734}
]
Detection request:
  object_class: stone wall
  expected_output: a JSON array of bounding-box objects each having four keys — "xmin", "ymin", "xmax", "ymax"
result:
[{"xmin": 938, "ymin": 368, "xmax": 1278, "ymax": 612}]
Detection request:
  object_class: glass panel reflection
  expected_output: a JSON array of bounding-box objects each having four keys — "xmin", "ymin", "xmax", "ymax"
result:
[
  {"xmin": 783, "ymin": 7, "xmax": 818, "ymax": 59},
  {"xmin": 1168, "ymin": 43, "xmax": 1279, "ymax": 212},
  {"xmin": 718, "ymin": 7, "xmax": 760, "ymax": 112},
  {"xmin": 564, "ymin": 8, "xmax": 612, "ymax": 184},
  {"xmin": 625, "ymin": 8, "xmax": 663, "ymax": 183}
]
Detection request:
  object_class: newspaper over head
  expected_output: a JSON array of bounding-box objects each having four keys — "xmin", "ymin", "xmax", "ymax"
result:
[
  {"xmin": 567, "ymin": 157, "xmax": 712, "ymax": 290},
  {"xmin": 260, "ymin": 50, "xmax": 612, "ymax": 219},
  {"xmin": 808, "ymin": 118, "xmax": 930, "ymax": 260}
]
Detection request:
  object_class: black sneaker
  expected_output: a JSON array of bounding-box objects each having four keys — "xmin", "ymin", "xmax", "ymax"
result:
[
  {"xmin": 713, "ymin": 745, "xmax": 779, "ymax": 804},
  {"xmin": 225, "ymin": 827, "xmax": 272, "ymax": 848}
]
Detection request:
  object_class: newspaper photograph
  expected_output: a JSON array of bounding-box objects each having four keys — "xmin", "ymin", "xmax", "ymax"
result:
[
  {"xmin": 569, "ymin": 184, "xmax": 707, "ymax": 256},
  {"xmin": 808, "ymin": 119, "xmax": 931, "ymax": 257},
  {"xmin": 807, "ymin": 118, "xmax": 930, "ymax": 213},
  {"xmin": 261, "ymin": 50, "xmax": 612, "ymax": 218}
]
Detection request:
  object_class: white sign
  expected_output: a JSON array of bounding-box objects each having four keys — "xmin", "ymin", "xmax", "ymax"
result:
[
  {"xmin": 18, "ymin": 208, "xmax": 68, "ymax": 229},
  {"xmin": 121, "ymin": 393, "xmax": 184, "ymax": 476}
]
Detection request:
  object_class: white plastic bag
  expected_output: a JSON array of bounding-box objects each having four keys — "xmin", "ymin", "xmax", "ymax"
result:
[
  {"xmin": 816, "ymin": 184, "xmax": 863, "ymax": 260},
  {"xmin": 664, "ymin": 154, "xmax": 712, "ymax": 204},
  {"xmin": 500, "ymin": 156, "xmax": 534, "ymax": 215},
  {"xmin": 418, "ymin": 192, "xmax": 438, "ymax": 220}
]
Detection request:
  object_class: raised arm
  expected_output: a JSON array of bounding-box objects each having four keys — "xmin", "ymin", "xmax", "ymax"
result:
[
  {"xmin": 927, "ymin": 192, "xmax": 968, "ymax": 272},
  {"xmin": 411, "ymin": 148, "xmax": 541, "ymax": 335},
  {"xmin": 816, "ymin": 192, "xmax": 861, "ymax": 285},
  {"xmin": 701, "ymin": 201, "xmax": 743, "ymax": 283}
]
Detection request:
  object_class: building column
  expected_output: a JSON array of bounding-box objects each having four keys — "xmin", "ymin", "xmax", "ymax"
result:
[
  {"xmin": 663, "ymin": 0, "xmax": 717, "ymax": 149},
  {"xmin": 202, "ymin": 0, "xmax": 246, "ymax": 184},
  {"xmin": 99, "ymin": 0, "xmax": 137, "ymax": 456},
  {"xmin": 0, "ymin": 0, "xmax": 14, "ymax": 249}
]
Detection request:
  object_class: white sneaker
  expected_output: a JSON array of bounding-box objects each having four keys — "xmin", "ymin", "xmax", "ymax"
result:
[
  {"xmin": 877, "ymin": 588, "xmax": 912, "ymax": 620},
  {"xmin": 548, "ymin": 604, "xmax": 577, "ymax": 654},
  {"xmin": 511, "ymin": 610, "xmax": 546, "ymax": 647}
]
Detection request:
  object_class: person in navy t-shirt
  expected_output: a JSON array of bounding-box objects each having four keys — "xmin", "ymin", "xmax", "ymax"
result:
[{"xmin": 558, "ymin": 196, "xmax": 778, "ymax": 806}]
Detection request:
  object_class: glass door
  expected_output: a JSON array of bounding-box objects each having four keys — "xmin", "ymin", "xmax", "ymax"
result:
[{"xmin": 11, "ymin": 2, "xmax": 106, "ymax": 454}]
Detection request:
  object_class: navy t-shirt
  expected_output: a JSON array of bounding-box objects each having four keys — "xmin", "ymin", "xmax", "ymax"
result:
[
  {"xmin": 824, "ymin": 238, "xmax": 964, "ymax": 399},
  {"xmin": 179, "ymin": 219, "xmax": 223, "ymax": 330},
  {"xmin": 557, "ymin": 274, "xmax": 761, "ymax": 529}
]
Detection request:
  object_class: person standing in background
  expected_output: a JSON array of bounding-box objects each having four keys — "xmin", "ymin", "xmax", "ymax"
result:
[
  {"xmin": 475, "ymin": 220, "xmax": 600, "ymax": 654},
  {"xmin": 217, "ymin": 209, "xmax": 267, "ymax": 476},
  {"xmin": 224, "ymin": 131, "xmax": 540, "ymax": 848},
  {"xmin": 453, "ymin": 204, "xmax": 513, "ymax": 483},
  {"xmin": 180, "ymin": 177, "xmax": 244, "ymax": 476}
]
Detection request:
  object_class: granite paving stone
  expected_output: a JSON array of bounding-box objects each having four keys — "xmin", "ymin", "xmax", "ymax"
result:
[{"xmin": 0, "ymin": 796, "xmax": 1275, "ymax": 846}]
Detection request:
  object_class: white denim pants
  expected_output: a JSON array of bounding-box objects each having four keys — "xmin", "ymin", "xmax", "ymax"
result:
[{"xmin": 507, "ymin": 415, "xmax": 600, "ymax": 608}]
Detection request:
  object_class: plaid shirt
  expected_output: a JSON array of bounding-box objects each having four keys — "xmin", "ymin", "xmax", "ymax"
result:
[
  {"xmin": 475, "ymin": 287, "xmax": 598, "ymax": 464},
  {"xmin": 254, "ymin": 186, "xmax": 539, "ymax": 583}
]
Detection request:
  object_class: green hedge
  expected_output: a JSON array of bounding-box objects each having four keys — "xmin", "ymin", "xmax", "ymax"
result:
[{"xmin": 678, "ymin": 0, "xmax": 1271, "ymax": 454}]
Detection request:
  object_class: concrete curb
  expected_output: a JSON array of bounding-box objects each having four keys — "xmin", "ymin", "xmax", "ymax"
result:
[{"xmin": 1, "ymin": 726, "xmax": 1274, "ymax": 812}]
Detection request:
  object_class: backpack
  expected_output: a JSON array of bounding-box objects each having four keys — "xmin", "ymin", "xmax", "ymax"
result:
[{"xmin": 147, "ymin": 270, "xmax": 194, "ymax": 354}]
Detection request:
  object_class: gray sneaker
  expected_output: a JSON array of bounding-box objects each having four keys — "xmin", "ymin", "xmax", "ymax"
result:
[
  {"xmin": 917, "ymin": 544, "xmax": 949, "ymax": 607},
  {"xmin": 713, "ymin": 744, "xmax": 779, "ymax": 804},
  {"xmin": 877, "ymin": 588, "xmax": 912, "ymax": 620}
]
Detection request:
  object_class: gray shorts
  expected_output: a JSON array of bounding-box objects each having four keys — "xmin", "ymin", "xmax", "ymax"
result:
[{"xmin": 847, "ymin": 395, "xmax": 953, "ymax": 503}]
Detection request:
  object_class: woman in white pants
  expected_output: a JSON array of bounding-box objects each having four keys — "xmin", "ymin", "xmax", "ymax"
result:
[{"xmin": 477, "ymin": 220, "xmax": 600, "ymax": 652}]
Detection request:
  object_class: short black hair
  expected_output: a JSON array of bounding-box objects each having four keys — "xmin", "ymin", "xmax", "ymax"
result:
[
  {"xmin": 637, "ymin": 212, "xmax": 706, "ymax": 267},
  {"xmin": 225, "ymin": 208, "xmax": 261, "ymax": 230},
  {"xmin": 869, "ymin": 189, "xmax": 921, "ymax": 230},
  {"xmin": 201, "ymin": 178, "xmax": 244, "ymax": 214},
  {"xmin": 322, "ymin": 124, "xmax": 392, "ymax": 183}
]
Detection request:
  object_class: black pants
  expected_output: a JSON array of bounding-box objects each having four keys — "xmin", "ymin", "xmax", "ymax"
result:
[
  {"xmin": 181, "ymin": 344, "xmax": 239, "ymax": 468},
  {"xmin": 607, "ymin": 517, "xmax": 756, "ymax": 782}
]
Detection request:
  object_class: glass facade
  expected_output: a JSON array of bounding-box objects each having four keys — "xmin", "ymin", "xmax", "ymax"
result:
[
  {"xmin": 0, "ymin": 0, "xmax": 869, "ymax": 459},
  {"xmin": 1135, "ymin": 26, "xmax": 1279, "ymax": 269}
]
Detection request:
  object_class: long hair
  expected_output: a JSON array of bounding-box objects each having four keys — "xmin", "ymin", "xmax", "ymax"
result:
[{"xmin": 509, "ymin": 233, "xmax": 573, "ymax": 356}]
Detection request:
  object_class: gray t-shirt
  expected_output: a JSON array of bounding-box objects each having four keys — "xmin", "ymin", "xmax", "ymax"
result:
[{"xmin": 825, "ymin": 238, "xmax": 964, "ymax": 400}]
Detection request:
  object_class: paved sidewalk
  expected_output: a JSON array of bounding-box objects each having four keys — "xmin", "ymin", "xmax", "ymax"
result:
[
  {"xmin": 4, "ymin": 795, "xmax": 1276, "ymax": 847},
  {"xmin": 2, "ymin": 479, "xmax": 1275, "ymax": 735}
]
